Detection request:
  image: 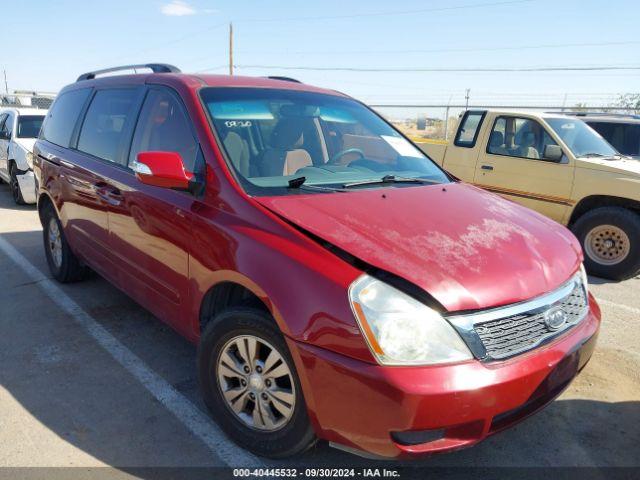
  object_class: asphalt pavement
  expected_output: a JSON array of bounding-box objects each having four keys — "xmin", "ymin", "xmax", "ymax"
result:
[{"xmin": 0, "ymin": 183, "xmax": 638, "ymax": 477}]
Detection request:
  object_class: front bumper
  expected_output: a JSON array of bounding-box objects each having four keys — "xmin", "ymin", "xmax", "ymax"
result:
[
  {"xmin": 16, "ymin": 169, "xmax": 36, "ymax": 204},
  {"xmin": 288, "ymin": 293, "xmax": 601, "ymax": 459}
]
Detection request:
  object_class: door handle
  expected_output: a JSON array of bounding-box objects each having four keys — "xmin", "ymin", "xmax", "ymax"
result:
[
  {"xmin": 95, "ymin": 184, "xmax": 123, "ymax": 206},
  {"xmin": 481, "ymin": 165, "xmax": 494, "ymax": 171}
]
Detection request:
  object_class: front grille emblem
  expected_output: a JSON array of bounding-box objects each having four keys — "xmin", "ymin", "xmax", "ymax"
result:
[{"xmin": 544, "ymin": 306, "xmax": 568, "ymax": 331}]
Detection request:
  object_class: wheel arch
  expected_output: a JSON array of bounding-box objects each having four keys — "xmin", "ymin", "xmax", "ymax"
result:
[
  {"xmin": 37, "ymin": 191, "xmax": 59, "ymax": 226},
  {"xmin": 569, "ymin": 195, "xmax": 640, "ymax": 226},
  {"xmin": 8, "ymin": 152, "xmax": 29, "ymax": 172},
  {"xmin": 198, "ymin": 272, "xmax": 285, "ymax": 337}
]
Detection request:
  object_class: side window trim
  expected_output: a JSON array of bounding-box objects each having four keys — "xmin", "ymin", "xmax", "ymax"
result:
[
  {"xmin": 125, "ymin": 85, "xmax": 199, "ymax": 169},
  {"xmin": 73, "ymin": 86, "xmax": 146, "ymax": 166},
  {"xmin": 3, "ymin": 113, "xmax": 14, "ymax": 136},
  {"xmin": 454, "ymin": 110, "xmax": 486, "ymax": 148},
  {"xmin": 41, "ymin": 88, "xmax": 93, "ymax": 147},
  {"xmin": 68, "ymin": 87, "xmax": 96, "ymax": 149}
]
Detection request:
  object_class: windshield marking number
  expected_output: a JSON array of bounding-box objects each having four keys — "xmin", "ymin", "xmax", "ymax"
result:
[{"xmin": 225, "ymin": 120, "xmax": 252, "ymax": 128}]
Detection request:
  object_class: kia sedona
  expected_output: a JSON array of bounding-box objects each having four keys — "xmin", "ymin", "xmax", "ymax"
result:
[{"xmin": 34, "ymin": 64, "xmax": 600, "ymax": 459}]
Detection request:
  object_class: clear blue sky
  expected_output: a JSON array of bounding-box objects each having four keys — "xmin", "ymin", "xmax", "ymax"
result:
[{"xmin": 4, "ymin": 0, "xmax": 639, "ymax": 110}]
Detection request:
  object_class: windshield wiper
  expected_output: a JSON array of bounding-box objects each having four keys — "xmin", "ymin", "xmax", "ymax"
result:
[
  {"xmin": 287, "ymin": 176, "xmax": 346, "ymax": 192},
  {"xmin": 342, "ymin": 174, "xmax": 433, "ymax": 188},
  {"xmin": 581, "ymin": 152, "xmax": 622, "ymax": 160},
  {"xmin": 288, "ymin": 176, "xmax": 307, "ymax": 188}
]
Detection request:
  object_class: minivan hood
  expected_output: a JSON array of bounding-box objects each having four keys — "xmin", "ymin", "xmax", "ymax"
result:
[{"xmin": 257, "ymin": 183, "xmax": 581, "ymax": 312}]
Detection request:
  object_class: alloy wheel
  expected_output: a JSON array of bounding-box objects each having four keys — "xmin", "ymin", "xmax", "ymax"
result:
[
  {"xmin": 216, "ymin": 334, "xmax": 296, "ymax": 431},
  {"xmin": 48, "ymin": 218, "xmax": 63, "ymax": 268}
]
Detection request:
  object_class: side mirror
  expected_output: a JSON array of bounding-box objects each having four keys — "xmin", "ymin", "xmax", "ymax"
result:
[
  {"xmin": 543, "ymin": 144, "xmax": 564, "ymax": 162},
  {"xmin": 0, "ymin": 131, "xmax": 10, "ymax": 140},
  {"xmin": 134, "ymin": 151, "xmax": 194, "ymax": 190}
]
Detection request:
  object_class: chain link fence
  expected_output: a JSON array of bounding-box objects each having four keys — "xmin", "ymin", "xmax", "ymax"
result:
[
  {"xmin": 371, "ymin": 104, "xmax": 639, "ymax": 142},
  {"xmin": 1, "ymin": 91, "xmax": 56, "ymax": 110}
]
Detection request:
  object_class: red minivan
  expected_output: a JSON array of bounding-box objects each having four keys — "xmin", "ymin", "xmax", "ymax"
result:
[{"xmin": 34, "ymin": 64, "xmax": 600, "ymax": 459}]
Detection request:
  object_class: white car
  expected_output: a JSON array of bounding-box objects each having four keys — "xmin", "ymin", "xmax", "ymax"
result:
[{"xmin": 0, "ymin": 107, "xmax": 47, "ymax": 204}]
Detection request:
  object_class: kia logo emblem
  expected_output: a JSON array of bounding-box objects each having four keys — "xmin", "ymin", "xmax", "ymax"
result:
[{"xmin": 544, "ymin": 307, "xmax": 568, "ymax": 330}]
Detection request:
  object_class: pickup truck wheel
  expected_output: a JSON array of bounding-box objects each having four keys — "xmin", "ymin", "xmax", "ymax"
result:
[
  {"xmin": 572, "ymin": 207, "xmax": 640, "ymax": 281},
  {"xmin": 42, "ymin": 204, "xmax": 90, "ymax": 283},
  {"xmin": 198, "ymin": 307, "xmax": 316, "ymax": 458},
  {"xmin": 9, "ymin": 162, "xmax": 26, "ymax": 205}
]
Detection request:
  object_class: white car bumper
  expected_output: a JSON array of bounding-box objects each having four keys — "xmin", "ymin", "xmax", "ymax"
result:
[{"xmin": 16, "ymin": 170, "xmax": 36, "ymax": 204}]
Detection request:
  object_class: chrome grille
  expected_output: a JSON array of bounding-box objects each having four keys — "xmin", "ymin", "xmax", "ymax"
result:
[
  {"xmin": 474, "ymin": 282, "xmax": 587, "ymax": 359},
  {"xmin": 447, "ymin": 273, "xmax": 589, "ymax": 361}
]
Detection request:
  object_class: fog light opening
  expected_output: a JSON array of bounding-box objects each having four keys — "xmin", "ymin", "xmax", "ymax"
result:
[{"xmin": 391, "ymin": 428, "xmax": 446, "ymax": 446}]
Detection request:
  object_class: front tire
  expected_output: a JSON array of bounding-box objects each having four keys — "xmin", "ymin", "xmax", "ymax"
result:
[
  {"xmin": 198, "ymin": 308, "xmax": 316, "ymax": 458},
  {"xmin": 9, "ymin": 162, "xmax": 26, "ymax": 205},
  {"xmin": 42, "ymin": 204, "xmax": 89, "ymax": 283},
  {"xmin": 572, "ymin": 206, "xmax": 640, "ymax": 280}
]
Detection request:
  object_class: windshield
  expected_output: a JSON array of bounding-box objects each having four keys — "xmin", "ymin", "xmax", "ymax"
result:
[
  {"xmin": 546, "ymin": 118, "xmax": 618, "ymax": 158},
  {"xmin": 17, "ymin": 115, "xmax": 45, "ymax": 138},
  {"xmin": 200, "ymin": 88, "xmax": 449, "ymax": 194}
]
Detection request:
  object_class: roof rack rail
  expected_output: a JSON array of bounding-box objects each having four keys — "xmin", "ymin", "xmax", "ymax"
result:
[
  {"xmin": 265, "ymin": 76, "xmax": 302, "ymax": 83},
  {"xmin": 77, "ymin": 63, "xmax": 181, "ymax": 82}
]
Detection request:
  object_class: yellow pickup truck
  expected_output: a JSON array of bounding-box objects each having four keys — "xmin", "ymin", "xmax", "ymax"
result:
[{"xmin": 418, "ymin": 109, "xmax": 640, "ymax": 280}]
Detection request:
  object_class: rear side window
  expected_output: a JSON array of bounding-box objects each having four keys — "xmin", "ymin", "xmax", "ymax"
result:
[
  {"xmin": 128, "ymin": 88, "xmax": 198, "ymax": 171},
  {"xmin": 454, "ymin": 111, "xmax": 485, "ymax": 147},
  {"xmin": 78, "ymin": 89, "xmax": 138, "ymax": 162},
  {"xmin": 41, "ymin": 88, "xmax": 91, "ymax": 147}
]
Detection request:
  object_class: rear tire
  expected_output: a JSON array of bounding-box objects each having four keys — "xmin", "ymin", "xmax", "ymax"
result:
[
  {"xmin": 42, "ymin": 204, "xmax": 90, "ymax": 283},
  {"xmin": 198, "ymin": 307, "xmax": 316, "ymax": 458},
  {"xmin": 572, "ymin": 206, "xmax": 640, "ymax": 281},
  {"xmin": 9, "ymin": 162, "xmax": 26, "ymax": 205}
]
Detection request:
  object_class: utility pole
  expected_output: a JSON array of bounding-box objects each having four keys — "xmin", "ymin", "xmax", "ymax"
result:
[
  {"xmin": 464, "ymin": 88, "xmax": 470, "ymax": 111},
  {"xmin": 3, "ymin": 70, "xmax": 7, "ymax": 94},
  {"xmin": 444, "ymin": 95, "xmax": 452, "ymax": 141},
  {"xmin": 229, "ymin": 22, "xmax": 234, "ymax": 76}
]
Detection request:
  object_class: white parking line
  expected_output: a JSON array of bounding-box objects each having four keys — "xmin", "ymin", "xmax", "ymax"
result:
[
  {"xmin": 597, "ymin": 298, "xmax": 640, "ymax": 316},
  {"xmin": 0, "ymin": 235, "xmax": 263, "ymax": 468}
]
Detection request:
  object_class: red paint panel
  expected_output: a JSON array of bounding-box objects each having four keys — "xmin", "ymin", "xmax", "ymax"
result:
[
  {"xmin": 289, "ymin": 294, "xmax": 600, "ymax": 458},
  {"xmin": 257, "ymin": 182, "xmax": 582, "ymax": 312}
]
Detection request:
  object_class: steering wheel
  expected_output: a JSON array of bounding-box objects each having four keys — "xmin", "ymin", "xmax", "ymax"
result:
[{"xmin": 329, "ymin": 148, "xmax": 365, "ymax": 165}]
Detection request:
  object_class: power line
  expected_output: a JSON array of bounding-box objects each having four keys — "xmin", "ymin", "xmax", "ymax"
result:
[
  {"xmin": 106, "ymin": 22, "xmax": 228, "ymax": 63},
  {"xmin": 196, "ymin": 65, "xmax": 231, "ymax": 73},
  {"xmin": 236, "ymin": 40, "xmax": 640, "ymax": 56},
  {"xmin": 107, "ymin": 1, "xmax": 535, "ymax": 63},
  {"xmin": 238, "ymin": 0, "xmax": 535, "ymax": 23},
  {"xmin": 234, "ymin": 64, "xmax": 640, "ymax": 73}
]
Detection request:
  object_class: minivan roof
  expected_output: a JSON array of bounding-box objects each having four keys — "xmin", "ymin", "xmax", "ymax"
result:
[{"xmin": 65, "ymin": 71, "xmax": 347, "ymax": 98}]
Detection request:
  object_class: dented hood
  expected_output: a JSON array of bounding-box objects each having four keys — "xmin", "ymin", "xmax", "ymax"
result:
[{"xmin": 257, "ymin": 182, "xmax": 582, "ymax": 312}]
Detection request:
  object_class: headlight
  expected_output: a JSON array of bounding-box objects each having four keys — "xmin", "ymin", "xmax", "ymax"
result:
[
  {"xmin": 26, "ymin": 151, "xmax": 35, "ymax": 169},
  {"xmin": 580, "ymin": 263, "xmax": 589, "ymax": 294},
  {"xmin": 349, "ymin": 275, "xmax": 473, "ymax": 366}
]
